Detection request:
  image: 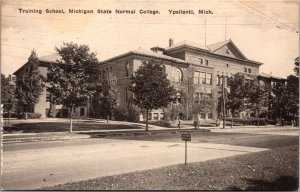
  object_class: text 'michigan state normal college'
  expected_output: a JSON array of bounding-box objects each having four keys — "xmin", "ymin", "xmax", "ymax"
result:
[{"xmin": 18, "ymin": 8, "xmax": 214, "ymax": 15}]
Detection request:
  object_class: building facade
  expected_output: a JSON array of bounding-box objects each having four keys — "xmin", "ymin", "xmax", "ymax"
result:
[
  {"xmin": 100, "ymin": 38, "xmax": 262, "ymax": 120},
  {"xmin": 13, "ymin": 54, "xmax": 90, "ymax": 118}
]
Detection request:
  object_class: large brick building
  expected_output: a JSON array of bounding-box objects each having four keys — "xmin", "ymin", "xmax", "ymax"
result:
[
  {"xmin": 100, "ymin": 39, "xmax": 262, "ymax": 120},
  {"xmin": 14, "ymin": 38, "xmax": 265, "ymax": 119}
]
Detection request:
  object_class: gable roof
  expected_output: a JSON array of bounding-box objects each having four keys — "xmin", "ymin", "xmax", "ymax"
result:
[
  {"xmin": 208, "ymin": 39, "xmax": 247, "ymax": 60},
  {"xmin": 207, "ymin": 40, "xmax": 230, "ymax": 52},
  {"xmin": 164, "ymin": 39, "xmax": 260, "ymax": 64}
]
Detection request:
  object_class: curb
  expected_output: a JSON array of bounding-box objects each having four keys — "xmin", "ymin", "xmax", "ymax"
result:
[{"xmin": 3, "ymin": 128, "xmax": 210, "ymax": 144}]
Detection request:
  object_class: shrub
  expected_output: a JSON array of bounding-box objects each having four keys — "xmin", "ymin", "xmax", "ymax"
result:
[
  {"xmin": 141, "ymin": 120, "xmax": 171, "ymax": 128},
  {"xmin": 3, "ymin": 113, "xmax": 18, "ymax": 118},
  {"xmin": 48, "ymin": 104, "xmax": 59, "ymax": 118},
  {"xmin": 114, "ymin": 107, "xmax": 127, "ymax": 121},
  {"xmin": 226, "ymin": 117, "xmax": 266, "ymax": 126},
  {"xmin": 114, "ymin": 104, "xmax": 141, "ymax": 122},
  {"xmin": 19, "ymin": 112, "xmax": 42, "ymax": 119},
  {"xmin": 127, "ymin": 104, "xmax": 141, "ymax": 122}
]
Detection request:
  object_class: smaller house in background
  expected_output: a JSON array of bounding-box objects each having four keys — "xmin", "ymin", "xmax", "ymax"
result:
[{"xmin": 13, "ymin": 54, "xmax": 91, "ymax": 118}]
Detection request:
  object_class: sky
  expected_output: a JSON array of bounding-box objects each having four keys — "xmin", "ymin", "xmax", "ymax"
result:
[{"xmin": 1, "ymin": 0, "xmax": 299, "ymax": 78}]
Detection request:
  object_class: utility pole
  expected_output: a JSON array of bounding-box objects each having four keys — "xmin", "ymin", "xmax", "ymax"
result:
[
  {"xmin": 225, "ymin": 17, "xmax": 227, "ymax": 41},
  {"xmin": 222, "ymin": 76, "xmax": 226, "ymax": 129}
]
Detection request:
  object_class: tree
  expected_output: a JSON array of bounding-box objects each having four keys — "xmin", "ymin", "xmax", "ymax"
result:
[
  {"xmin": 15, "ymin": 50, "xmax": 44, "ymax": 115},
  {"xmin": 47, "ymin": 42, "xmax": 99, "ymax": 132},
  {"xmin": 270, "ymin": 81, "xmax": 287, "ymax": 123},
  {"xmin": 294, "ymin": 57, "xmax": 299, "ymax": 77},
  {"xmin": 248, "ymin": 80, "xmax": 269, "ymax": 119},
  {"xmin": 193, "ymin": 90, "xmax": 218, "ymax": 122},
  {"xmin": 91, "ymin": 73, "xmax": 119, "ymax": 119},
  {"xmin": 129, "ymin": 60, "xmax": 176, "ymax": 131},
  {"xmin": 1, "ymin": 74, "xmax": 16, "ymax": 119},
  {"xmin": 226, "ymin": 74, "xmax": 248, "ymax": 116},
  {"xmin": 285, "ymin": 75, "xmax": 299, "ymax": 122}
]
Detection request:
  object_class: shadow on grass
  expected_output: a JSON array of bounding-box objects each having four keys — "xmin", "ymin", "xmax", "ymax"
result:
[
  {"xmin": 226, "ymin": 176, "xmax": 299, "ymax": 191},
  {"xmin": 3, "ymin": 122, "xmax": 144, "ymax": 133}
]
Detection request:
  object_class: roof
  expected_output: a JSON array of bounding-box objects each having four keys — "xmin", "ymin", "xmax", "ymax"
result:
[
  {"xmin": 258, "ymin": 72, "xmax": 285, "ymax": 80},
  {"xmin": 102, "ymin": 48, "xmax": 190, "ymax": 65},
  {"xmin": 38, "ymin": 54, "xmax": 62, "ymax": 63},
  {"xmin": 165, "ymin": 40, "xmax": 207, "ymax": 51},
  {"xmin": 207, "ymin": 40, "xmax": 230, "ymax": 52},
  {"xmin": 13, "ymin": 54, "xmax": 61, "ymax": 75},
  {"xmin": 165, "ymin": 39, "xmax": 261, "ymax": 65}
]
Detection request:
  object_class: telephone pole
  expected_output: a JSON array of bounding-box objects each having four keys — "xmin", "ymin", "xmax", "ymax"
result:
[{"xmin": 222, "ymin": 76, "xmax": 226, "ymax": 129}]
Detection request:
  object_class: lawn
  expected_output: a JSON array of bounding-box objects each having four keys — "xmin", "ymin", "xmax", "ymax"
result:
[
  {"xmin": 3, "ymin": 119, "xmax": 144, "ymax": 134},
  {"xmin": 42, "ymin": 144, "xmax": 298, "ymax": 190}
]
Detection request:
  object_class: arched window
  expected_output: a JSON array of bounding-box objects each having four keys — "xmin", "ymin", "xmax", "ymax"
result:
[{"xmin": 172, "ymin": 67, "xmax": 182, "ymax": 82}]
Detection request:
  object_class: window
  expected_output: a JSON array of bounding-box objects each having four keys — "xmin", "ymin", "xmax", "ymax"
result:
[
  {"xmin": 148, "ymin": 113, "xmax": 152, "ymax": 120},
  {"xmin": 200, "ymin": 113, "xmax": 206, "ymax": 119},
  {"xmin": 153, "ymin": 113, "xmax": 159, "ymax": 120},
  {"xmin": 172, "ymin": 67, "xmax": 182, "ymax": 82},
  {"xmin": 194, "ymin": 72, "xmax": 212, "ymax": 85},
  {"xmin": 194, "ymin": 72, "xmax": 200, "ymax": 84},
  {"xmin": 200, "ymin": 72, "xmax": 206, "ymax": 84},
  {"xmin": 46, "ymin": 108, "xmax": 50, "ymax": 117},
  {"xmin": 109, "ymin": 66, "xmax": 112, "ymax": 71},
  {"xmin": 248, "ymin": 68, "xmax": 251, "ymax": 73},
  {"xmin": 200, "ymin": 58, "xmax": 203, "ymax": 64},
  {"xmin": 125, "ymin": 62, "xmax": 129, "ymax": 77},
  {"xmin": 206, "ymin": 73, "xmax": 212, "ymax": 85},
  {"xmin": 46, "ymin": 88, "xmax": 51, "ymax": 102},
  {"xmin": 244, "ymin": 68, "xmax": 247, "ymax": 73},
  {"xmin": 173, "ymin": 92, "xmax": 182, "ymax": 104},
  {"xmin": 194, "ymin": 92, "xmax": 200, "ymax": 103},
  {"xmin": 205, "ymin": 59, "xmax": 209, "ymax": 65},
  {"xmin": 226, "ymin": 64, "xmax": 229, "ymax": 68},
  {"xmin": 216, "ymin": 75, "xmax": 220, "ymax": 86}
]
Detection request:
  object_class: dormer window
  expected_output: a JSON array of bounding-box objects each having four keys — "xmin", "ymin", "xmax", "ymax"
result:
[{"xmin": 226, "ymin": 49, "xmax": 230, "ymax": 54}]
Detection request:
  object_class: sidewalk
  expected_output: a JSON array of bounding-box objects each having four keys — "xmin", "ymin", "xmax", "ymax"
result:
[
  {"xmin": 3, "ymin": 125, "xmax": 207, "ymax": 144},
  {"xmin": 211, "ymin": 125, "xmax": 298, "ymax": 132}
]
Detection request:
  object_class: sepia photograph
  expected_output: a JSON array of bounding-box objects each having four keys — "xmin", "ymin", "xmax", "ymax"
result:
[{"xmin": 1, "ymin": 0, "xmax": 299, "ymax": 190}]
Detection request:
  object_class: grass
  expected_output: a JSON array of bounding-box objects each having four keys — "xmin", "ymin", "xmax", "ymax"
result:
[
  {"xmin": 3, "ymin": 120, "xmax": 144, "ymax": 134},
  {"xmin": 42, "ymin": 144, "xmax": 298, "ymax": 190}
]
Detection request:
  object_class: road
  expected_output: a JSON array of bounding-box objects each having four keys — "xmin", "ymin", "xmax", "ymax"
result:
[{"xmin": 2, "ymin": 127, "xmax": 298, "ymax": 190}]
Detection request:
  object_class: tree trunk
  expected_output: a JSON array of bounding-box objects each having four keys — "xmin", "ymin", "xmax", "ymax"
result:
[
  {"xmin": 69, "ymin": 105, "xmax": 74, "ymax": 133},
  {"xmin": 146, "ymin": 109, "xmax": 149, "ymax": 131},
  {"xmin": 8, "ymin": 110, "xmax": 11, "ymax": 126}
]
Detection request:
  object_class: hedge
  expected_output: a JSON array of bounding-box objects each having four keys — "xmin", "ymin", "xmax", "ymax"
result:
[{"xmin": 19, "ymin": 113, "xmax": 42, "ymax": 119}]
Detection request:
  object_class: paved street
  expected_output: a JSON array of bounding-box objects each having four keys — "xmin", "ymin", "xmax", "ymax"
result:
[{"xmin": 2, "ymin": 127, "xmax": 298, "ymax": 190}]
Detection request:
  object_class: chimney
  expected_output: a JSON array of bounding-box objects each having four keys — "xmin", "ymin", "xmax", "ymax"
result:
[{"xmin": 169, "ymin": 38, "xmax": 174, "ymax": 47}]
